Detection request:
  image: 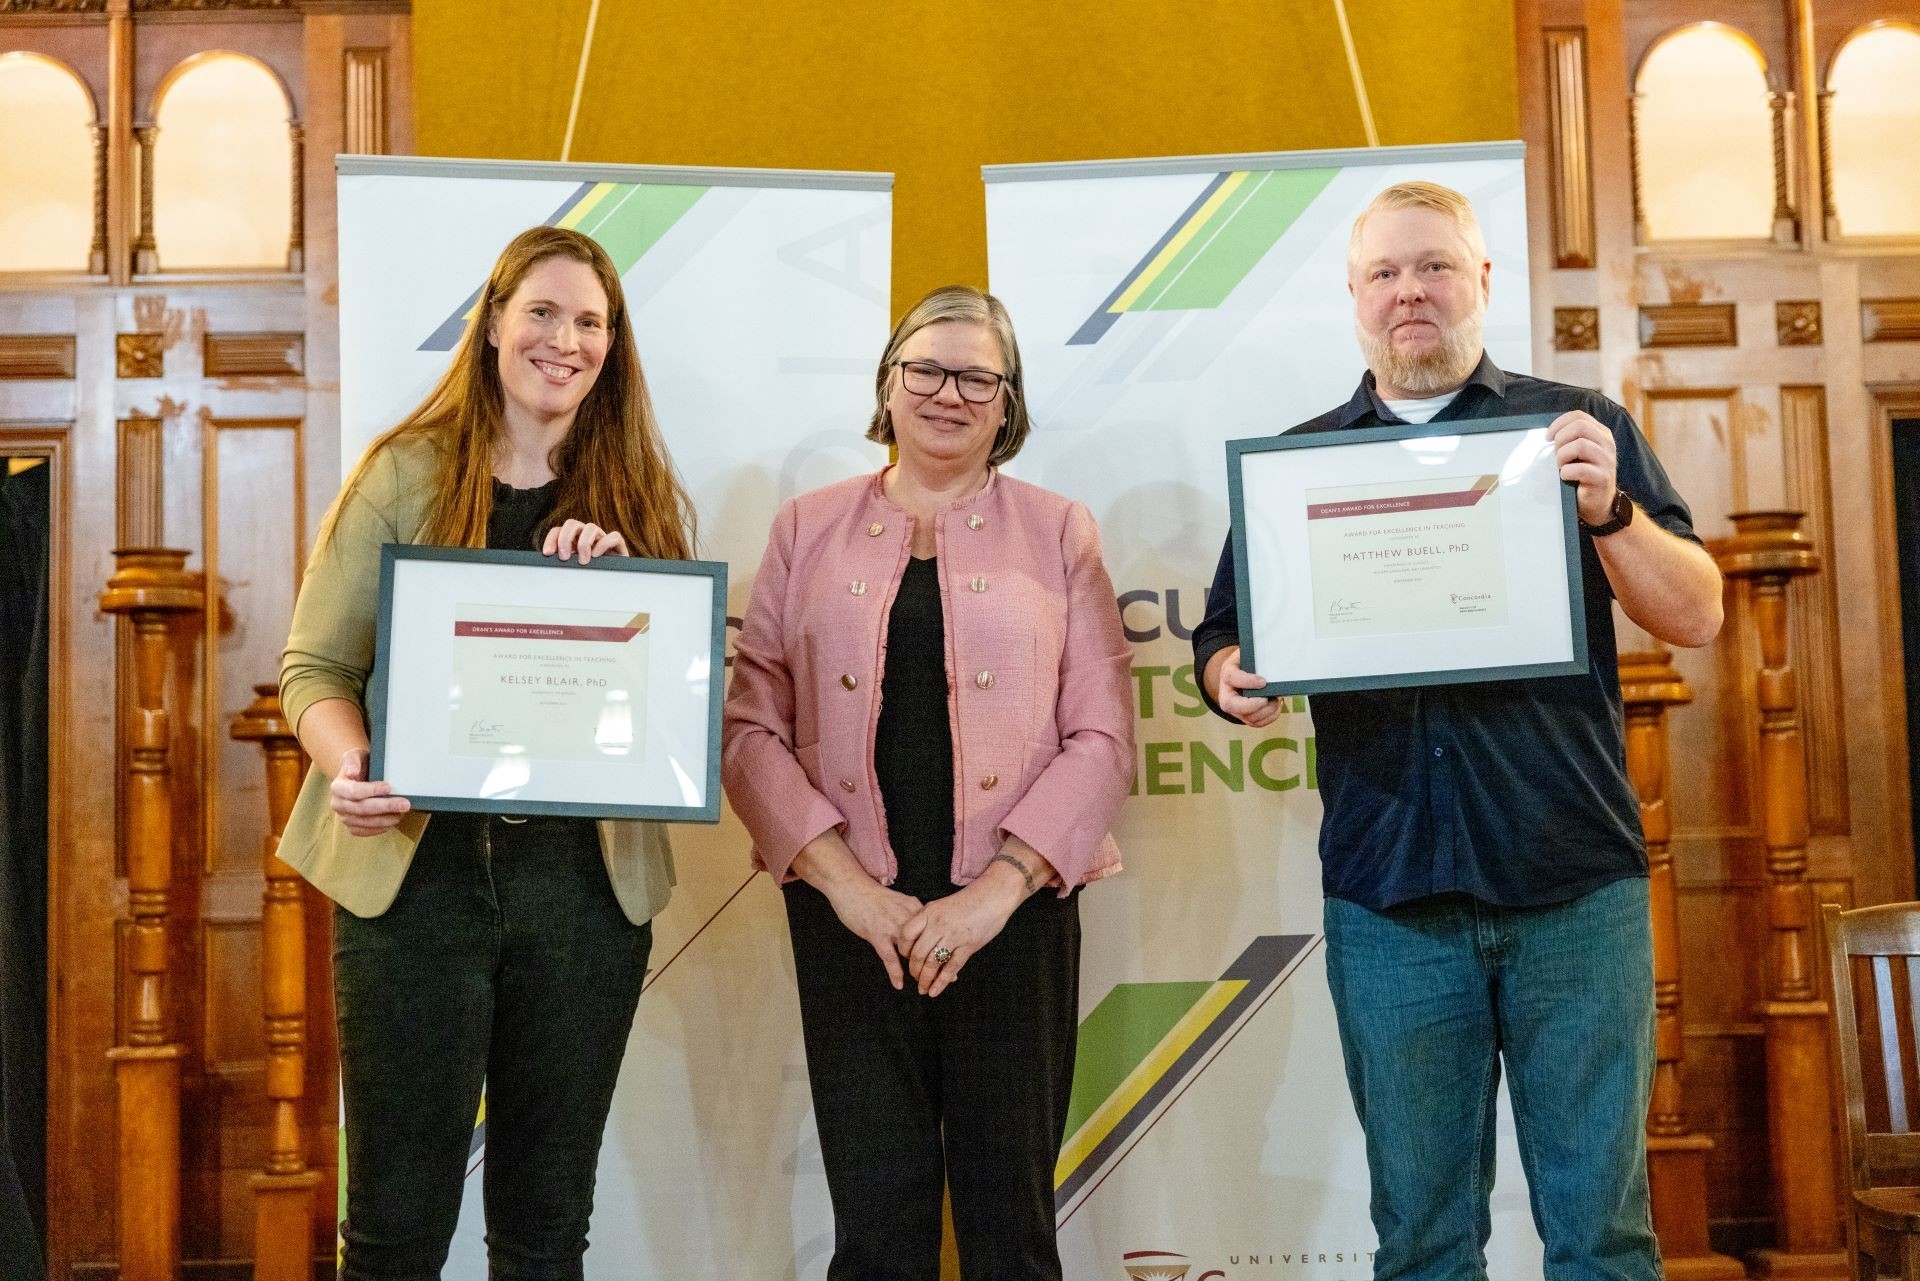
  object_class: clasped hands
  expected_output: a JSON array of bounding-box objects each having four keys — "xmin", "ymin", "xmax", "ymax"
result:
[
  {"xmin": 824, "ymin": 846, "xmax": 1043, "ymax": 999},
  {"xmin": 325, "ymin": 518, "xmax": 626, "ymax": 833}
]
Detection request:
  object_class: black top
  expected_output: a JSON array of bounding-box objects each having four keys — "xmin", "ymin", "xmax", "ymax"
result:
[
  {"xmin": 1192, "ymin": 355, "xmax": 1703, "ymax": 912},
  {"xmin": 488, "ymin": 477, "xmax": 560, "ymax": 552},
  {"xmin": 433, "ymin": 476, "xmax": 596, "ymax": 851},
  {"xmin": 875, "ymin": 556, "xmax": 957, "ymax": 900}
]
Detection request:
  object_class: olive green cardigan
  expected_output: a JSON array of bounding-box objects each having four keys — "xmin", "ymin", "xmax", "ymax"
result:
[{"xmin": 277, "ymin": 432, "xmax": 675, "ymax": 923}]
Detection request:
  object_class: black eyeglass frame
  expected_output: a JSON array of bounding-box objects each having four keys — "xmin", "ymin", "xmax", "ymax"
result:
[{"xmin": 891, "ymin": 359, "xmax": 1013, "ymax": 404}]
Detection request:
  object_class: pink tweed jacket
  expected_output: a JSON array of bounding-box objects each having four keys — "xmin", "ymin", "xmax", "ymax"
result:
[{"xmin": 722, "ymin": 467, "xmax": 1133, "ymax": 892}]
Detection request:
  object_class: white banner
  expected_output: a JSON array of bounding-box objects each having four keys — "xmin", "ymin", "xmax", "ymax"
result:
[
  {"xmin": 336, "ymin": 156, "xmax": 892, "ymax": 1277},
  {"xmin": 985, "ymin": 142, "xmax": 1546, "ymax": 1281}
]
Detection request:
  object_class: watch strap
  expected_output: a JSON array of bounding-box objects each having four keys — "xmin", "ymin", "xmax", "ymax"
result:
[{"xmin": 1580, "ymin": 488, "xmax": 1634, "ymax": 537}]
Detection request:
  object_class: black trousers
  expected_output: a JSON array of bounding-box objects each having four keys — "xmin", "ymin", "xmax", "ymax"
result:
[
  {"xmin": 333, "ymin": 813, "xmax": 652, "ymax": 1281},
  {"xmin": 783, "ymin": 879, "xmax": 1081, "ymax": 1281}
]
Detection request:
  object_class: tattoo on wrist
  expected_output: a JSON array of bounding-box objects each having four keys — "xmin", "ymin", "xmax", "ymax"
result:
[{"xmin": 992, "ymin": 850, "xmax": 1036, "ymax": 895}]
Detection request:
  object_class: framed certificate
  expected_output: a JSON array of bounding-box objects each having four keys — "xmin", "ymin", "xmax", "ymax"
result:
[
  {"xmin": 1226, "ymin": 413, "xmax": 1588, "ymax": 696},
  {"xmin": 366, "ymin": 546, "xmax": 727, "ymax": 821}
]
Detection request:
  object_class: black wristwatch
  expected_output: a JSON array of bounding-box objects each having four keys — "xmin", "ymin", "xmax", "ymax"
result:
[{"xmin": 1580, "ymin": 488, "xmax": 1635, "ymax": 537}]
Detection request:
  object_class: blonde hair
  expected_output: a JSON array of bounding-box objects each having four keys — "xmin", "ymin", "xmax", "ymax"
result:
[
  {"xmin": 316, "ymin": 225, "xmax": 696, "ymax": 560},
  {"xmin": 1348, "ymin": 181, "xmax": 1488, "ymax": 269},
  {"xmin": 865, "ymin": 285, "xmax": 1032, "ymax": 467}
]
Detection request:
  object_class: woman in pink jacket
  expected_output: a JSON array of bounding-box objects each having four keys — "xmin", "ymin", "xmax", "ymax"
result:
[{"xmin": 723, "ymin": 285, "xmax": 1133, "ymax": 1280}]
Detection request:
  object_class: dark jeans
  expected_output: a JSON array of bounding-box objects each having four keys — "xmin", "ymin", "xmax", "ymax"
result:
[
  {"xmin": 783, "ymin": 879, "xmax": 1080, "ymax": 1281},
  {"xmin": 334, "ymin": 813, "xmax": 652, "ymax": 1281},
  {"xmin": 1323, "ymin": 877, "xmax": 1659, "ymax": 1281}
]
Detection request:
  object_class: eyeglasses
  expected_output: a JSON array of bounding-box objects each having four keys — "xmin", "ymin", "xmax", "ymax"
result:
[{"xmin": 894, "ymin": 359, "xmax": 1010, "ymax": 404}]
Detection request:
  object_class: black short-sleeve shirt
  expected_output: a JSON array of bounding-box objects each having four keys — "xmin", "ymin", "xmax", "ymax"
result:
[{"xmin": 1191, "ymin": 355, "xmax": 1704, "ymax": 911}]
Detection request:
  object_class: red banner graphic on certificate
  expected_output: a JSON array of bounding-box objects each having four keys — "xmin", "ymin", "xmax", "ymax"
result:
[
  {"xmin": 454, "ymin": 618, "xmax": 648, "ymax": 643},
  {"xmin": 450, "ymin": 604, "xmax": 651, "ymax": 761},
  {"xmin": 1306, "ymin": 474, "xmax": 1499, "ymax": 521},
  {"xmin": 1303, "ymin": 473, "xmax": 1508, "ymax": 640}
]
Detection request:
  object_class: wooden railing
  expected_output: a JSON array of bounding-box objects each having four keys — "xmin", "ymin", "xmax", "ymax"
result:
[
  {"xmin": 1715, "ymin": 510, "xmax": 1845, "ymax": 1278},
  {"xmin": 230, "ymin": 684, "xmax": 321, "ymax": 1281},
  {"xmin": 1619, "ymin": 650, "xmax": 1743, "ymax": 1280},
  {"xmin": 99, "ymin": 547, "xmax": 201, "ymax": 1281}
]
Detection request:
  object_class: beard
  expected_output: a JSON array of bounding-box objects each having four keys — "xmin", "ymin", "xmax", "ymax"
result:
[{"xmin": 1356, "ymin": 304, "xmax": 1485, "ymax": 396}]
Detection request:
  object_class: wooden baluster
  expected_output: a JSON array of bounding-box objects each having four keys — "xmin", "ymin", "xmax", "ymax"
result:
[
  {"xmin": 1715, "ymin": 511, "xmax": 1846, "ymax": 1278},
  {"xmin": 1619, "ymin": 651, "xmax": 1745, "ymax": 1280},
  {"xmin": 231, "ymin": 684, "xmax": 320, "ymax": 1281},
  {"xmin": 99, "ymin": 548, "xmax": 201, "ymax": 1281}
]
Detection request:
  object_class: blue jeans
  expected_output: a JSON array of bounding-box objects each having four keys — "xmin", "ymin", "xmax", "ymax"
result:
[{"xmin": 1323, "ymin": 877, "xmax": 1659, "ymax": 1281}]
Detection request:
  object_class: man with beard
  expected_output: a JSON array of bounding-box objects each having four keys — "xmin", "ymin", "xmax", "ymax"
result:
[{"xmin": 1192, "ymin": 181, "xmax": 1723, "ymax": 1280}]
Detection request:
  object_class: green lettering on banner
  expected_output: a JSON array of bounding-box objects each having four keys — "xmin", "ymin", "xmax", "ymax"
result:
[
  {"xmin": 1144, "ymin": 741, "xmax": 1184, "ymax": 795},
  {"xmin": 1249, "ymin": 737, "xmax": 1300, "ymax": 791},
  {"xmin": 1126, "ymin": 737, "xmax": 1318, "ymax": 795},
  {"xmin": 1170, "ymin": 663, "xmax": 1207, "ymax": 717},
  {"xmin": 1131, "ymin": 665, "xmax": 1170, "ymax": 719},
  {"xmin": 1190, "ymin": 739, "xmax": 1243, "ymax": 793}
]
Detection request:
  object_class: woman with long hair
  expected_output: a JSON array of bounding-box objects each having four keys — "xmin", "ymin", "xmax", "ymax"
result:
[
  {"xmin": 724, "ymin": 285, "xmax": 1134, "ymax": 1279},
  {"xmin": 278, "ymin": 225, "xmax": 695, "ymax": 1279}
]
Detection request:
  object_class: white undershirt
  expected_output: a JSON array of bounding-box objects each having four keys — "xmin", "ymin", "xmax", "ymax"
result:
[{"xmin": 1382, "ymin": 390, "xmax": 1463, "ymax": 424}]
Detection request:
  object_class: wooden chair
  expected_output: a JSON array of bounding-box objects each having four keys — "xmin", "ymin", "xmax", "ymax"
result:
[{"xmin": 1825, "ymin": 902, "xmax": 1920, "ymax": 1280}]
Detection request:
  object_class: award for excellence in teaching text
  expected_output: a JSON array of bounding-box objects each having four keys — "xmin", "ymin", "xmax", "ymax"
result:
[
  {"xmin": 368, "ymin": 546, "xmax": 726, "ymax": 821},
  {"xmin": 451, "ymin": 605, "xmax": 651, "ymax": 760},
  {"xmin": 1226, "ymin": 414, "xmax": 1588, "ymax": 695}
]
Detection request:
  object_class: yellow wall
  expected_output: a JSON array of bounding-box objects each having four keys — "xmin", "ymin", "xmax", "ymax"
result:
[{"xmin": 414, "ymin": 0, "xmax": 1518, "ymax": 317}]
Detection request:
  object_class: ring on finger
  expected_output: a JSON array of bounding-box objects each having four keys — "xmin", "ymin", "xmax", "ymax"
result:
[{"xmin": 931, "ymin": 944, "xmax": 954, "ymax": 965}]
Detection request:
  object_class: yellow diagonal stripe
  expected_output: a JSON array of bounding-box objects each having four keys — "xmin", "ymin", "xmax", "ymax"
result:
[
  {"xmin": 1108, "ymin": 172, "xmax": 1249, "ymax": 314},
  {"xmin": 1054, "ymin": 978, "xmax": 1246, "ymax": 1184},
  {"xmin": 558, "ymin": 181, "xmax": 619, "ymax": 231}
]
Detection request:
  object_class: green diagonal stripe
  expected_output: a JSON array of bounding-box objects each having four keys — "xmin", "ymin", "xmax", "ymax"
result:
[
  {"xmin": 1140, "ymin": 166, "xmax": 1340, "ymax": 312},
  {"xmin": 1132, "ymin": 173, "xmax": 1265, "ymax": 311},
  {"xmin": 576, "ymin": 184, "xmax": 708, "ymax": 275},
  {"xmin": 1063, "ymin": 981, "xmax": 1214, "ymax": 1140}
]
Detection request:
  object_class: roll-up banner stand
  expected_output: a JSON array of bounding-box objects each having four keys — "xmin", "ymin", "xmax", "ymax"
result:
[
  {"xmin": 985, "ymin": 141, "xmax": 1543, "ymax": 1281},
  {"xmin": 336, "ymin": 156, "xmax": 892, "ymax": 1277}
]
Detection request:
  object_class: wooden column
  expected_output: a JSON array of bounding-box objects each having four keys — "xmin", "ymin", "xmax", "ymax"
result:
[
  {"xmin": 1715, "ymin": 511, "xmax": 1846, "ymax": 1279},
  {"xmin": 89, "ymin": 123, "xmax": 109, "ymax": 276},
  {"xmin": 230, "ymin": 685, "xmax": 320, "ymax": 1281},
  {"xmin": 286, "ymin": 123, "xmax": 305, "ymax": 274},
  {"xmin": 1768, "ymin": 90, "xmax": 1797, "ymax": 246},
  {"xmin": 133, "ymin": 123, "xmax": 158, "ymax": 276},
  {"xmin": 98, "ymin": 548, "xmax": 201, "ymax": 1281},
  {"xmin": 1619, "ymin": 651, "xmax": 1744, "ymax": 1281}
]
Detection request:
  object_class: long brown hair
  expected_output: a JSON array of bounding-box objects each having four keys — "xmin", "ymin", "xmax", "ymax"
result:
[{"xmin": 317, "ymin": 225, "xmax": 696, "ymax": 559}]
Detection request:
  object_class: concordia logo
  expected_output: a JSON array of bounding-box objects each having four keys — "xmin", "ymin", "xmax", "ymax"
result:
[
  {"xmin": 1122, "ymin": 1250, "xmax": 1194, "ymax": 1280},
  {"xmin": 417, "ymin": 180, "xmax": 709, "ymax": 351},
  {"xmin": 1056, "ymin": 935, "xmax": 1318, "ymax": 1225},
  {"xmin": 1067, "ymin": 166, "xmax": 1338, "ymax": 346}
]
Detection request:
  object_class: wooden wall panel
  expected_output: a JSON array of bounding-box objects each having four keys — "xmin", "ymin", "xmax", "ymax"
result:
[
  {"xmin": 1863, "ymin": 298, "xmax": 1920, "ymax": 343},
  {"xmin": 202, "ymin": 921, "xmax": 264, "ymax": 1072},
  {"xmin": 115, "ymin": 416, "xmax": 163, "ymax": 554},
  {"xmin": 1545, "ymin": 28, "xmax": 1597, "ymax": 269},
  {"xmin": 1639, "ymin": 391, "xmax": 1760, "ymax": 876},
  {"xmin": 344, "ymin": 46, "xmax": 389, "ymax": 155},
  {"xmin": 202, "ymin": 333, "xmax": 304, "ymax": 380},
  {"xmin": 1780, "ymin": 386, "xmax": 1851, "ymax": 840},
  {"xmin": 202, "ymin": 419, "xmax": 304, "ymax": 880},
  {"xmin": 0, "ymin": 335, "xmax": 77, "ymax": 380}
]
